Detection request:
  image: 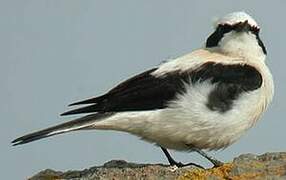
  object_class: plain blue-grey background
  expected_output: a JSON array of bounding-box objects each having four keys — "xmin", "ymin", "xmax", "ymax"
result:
[{"xmin": 1, "ymin": 1, "xmax": 285, "ymax": 179}]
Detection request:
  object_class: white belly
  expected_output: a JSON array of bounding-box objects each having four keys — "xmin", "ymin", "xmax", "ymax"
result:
[{"xmin": 94, "ymin": 81, "xmax": 268, "ymax": 151}]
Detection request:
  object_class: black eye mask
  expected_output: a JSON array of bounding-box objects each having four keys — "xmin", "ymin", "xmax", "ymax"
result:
[{"xmin": 205, "ymin": 21, "xmax": 266, "ymax": 55}]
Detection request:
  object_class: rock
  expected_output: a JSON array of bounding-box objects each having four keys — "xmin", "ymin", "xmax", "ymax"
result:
[{"xmin": 29, "ymin": 152, "xmax": 286, "ymax": 180}]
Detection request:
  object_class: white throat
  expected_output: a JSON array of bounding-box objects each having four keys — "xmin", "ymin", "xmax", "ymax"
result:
[{"xmin": 218, "ymin": 32, "xmax": 266, "ymax": 61}]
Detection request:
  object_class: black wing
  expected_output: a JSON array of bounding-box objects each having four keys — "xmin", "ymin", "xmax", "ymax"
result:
[
  {"xmin": 61, "ymin": 68, "xmax": 189, "ymax": 115},
  {"xmin": 194, "ymin": 62, "xmax": 263, "ymax": 113},
  {"xmin": 61, "ymin": 62, "xmax": 262, "ymax": 115}
]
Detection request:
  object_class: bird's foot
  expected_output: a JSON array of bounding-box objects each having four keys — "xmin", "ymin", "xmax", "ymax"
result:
[
  {"xmin": 169, "ymin": 160, "xmax": 205, "ymax": 169},
  {"xmin": 211, "ymin": 159, "xmax": 224, "ymax": 167},
  {"xmin": 191, "ymin": 147, "xmax": 224, "ymax": 167},
  {"xmin": 160, "ymin": 147, "xmax": 204, "ymax": 169}
]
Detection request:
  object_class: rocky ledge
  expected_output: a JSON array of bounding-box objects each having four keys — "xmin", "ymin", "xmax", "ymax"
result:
[{"xmin": 29, "ymin": 152, "xmax": 286, "ymax": 180}]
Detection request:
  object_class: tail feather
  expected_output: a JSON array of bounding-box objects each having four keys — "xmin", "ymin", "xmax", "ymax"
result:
[{"xmin": 12, "ymin": 113, "xmax": 113, "ymax": 146}]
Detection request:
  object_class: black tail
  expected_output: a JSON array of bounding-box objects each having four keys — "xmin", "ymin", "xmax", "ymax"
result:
[{"xmin": 12, "ymin": 113, "xmax": 112, "ymax": 146}]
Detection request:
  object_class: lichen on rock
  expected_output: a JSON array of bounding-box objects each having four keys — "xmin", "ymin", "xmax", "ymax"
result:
[{"xmin": 29, "ymin": 152, "xmax": 286, "ymax": 180}]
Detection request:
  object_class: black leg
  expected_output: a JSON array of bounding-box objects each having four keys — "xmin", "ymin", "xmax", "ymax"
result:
[
  {"xmin": 160, "ymin": 147, "xmax": 204, "ymax": 169},
  {"xmin": 192, "ymin": 148, "xmax": 224, "ymax": 167}
]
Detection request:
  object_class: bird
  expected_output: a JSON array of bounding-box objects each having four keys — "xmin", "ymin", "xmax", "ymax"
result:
[{"xmin": 12, "ymin": 11, "xmax": 274, "ymax": 168}]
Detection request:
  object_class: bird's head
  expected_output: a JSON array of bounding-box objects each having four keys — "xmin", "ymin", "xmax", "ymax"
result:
[{"xmin": 206, "ymin": 12, "xmax": 266, "ymax": 60}]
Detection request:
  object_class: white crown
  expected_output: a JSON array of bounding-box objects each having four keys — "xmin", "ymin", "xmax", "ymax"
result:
[{"xmin": 217, "ymin": 12, "xmax": 259, "ymax": 28}]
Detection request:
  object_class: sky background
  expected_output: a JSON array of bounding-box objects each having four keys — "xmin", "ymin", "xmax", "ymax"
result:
[{"xmin": 1, "ymin": 1, "xmax": 285, "ymax": 179}]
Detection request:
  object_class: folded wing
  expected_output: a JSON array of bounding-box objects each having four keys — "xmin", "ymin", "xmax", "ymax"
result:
[
  {"xmin": 62, "ymin": 62, "xmax": 262, "ymax": 116},
  {"xmin": 61, "ymin": 68, "xmax": 190, "ymax": 115}
]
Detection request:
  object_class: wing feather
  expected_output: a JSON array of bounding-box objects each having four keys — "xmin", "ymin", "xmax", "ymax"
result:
[{"xmin": 62, "ymin": 62, "xmax": 262, "ymax": 115}]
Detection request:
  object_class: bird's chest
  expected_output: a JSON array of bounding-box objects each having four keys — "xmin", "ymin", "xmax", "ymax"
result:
[{"xmin": 164, "ymin": 81, "xmax": 267, "ymax": 150}]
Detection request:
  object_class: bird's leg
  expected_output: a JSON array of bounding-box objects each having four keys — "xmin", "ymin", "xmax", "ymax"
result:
[
  {"xmin": 160, "ymin": 147, "xmax": 204, "ymax": 168},
  {"xmin": 160, "ymin": 147, "xmax": 183, "ymax": 166},
  {"xmin": 192, "ymin": 148, "xmax": 224, "ymax": 167}
]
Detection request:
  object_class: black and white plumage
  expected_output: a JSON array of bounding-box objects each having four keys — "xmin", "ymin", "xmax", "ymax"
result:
[{"xmin": 12, "ymin": 12, "xmax": 274, "ymax": 167}]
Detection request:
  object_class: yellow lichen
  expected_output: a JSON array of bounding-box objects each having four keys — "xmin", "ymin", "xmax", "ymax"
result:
[
  {"xmin": 177, "ymin": 163, "xmax": 233, "ymax": 180},
  {"xmin": 177, "ymin": 161, "xmax": 286, "ymax": 180},
  {"xmin": 230, "ymin": 172, "xmax": 264, "ymax": 180}
]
